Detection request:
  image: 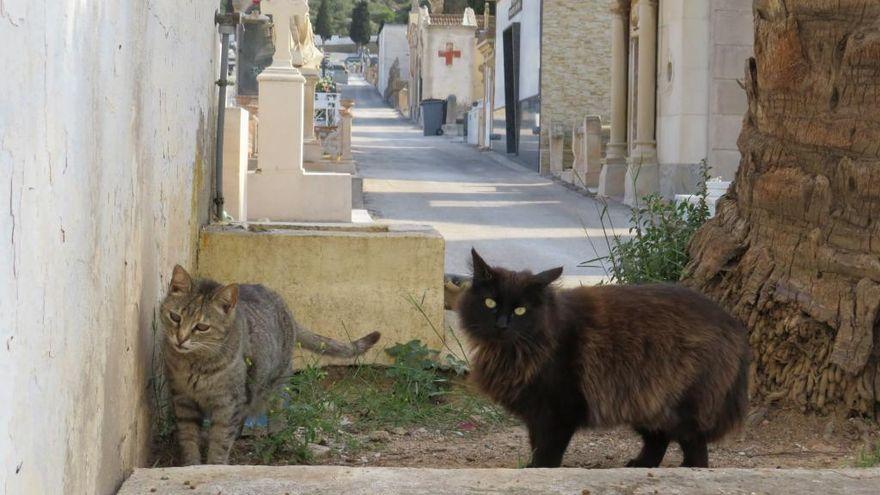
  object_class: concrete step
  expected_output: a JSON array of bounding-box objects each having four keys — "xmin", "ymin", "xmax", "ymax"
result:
[{"xmin": 118, "ymin": 465, "xmax": 880, "ymax": 494}]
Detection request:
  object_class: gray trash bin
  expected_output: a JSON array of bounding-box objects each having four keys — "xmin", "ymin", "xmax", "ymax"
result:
[{"xmin": 420, "ymin": 99, "xmax": 447, "ymax": 136}]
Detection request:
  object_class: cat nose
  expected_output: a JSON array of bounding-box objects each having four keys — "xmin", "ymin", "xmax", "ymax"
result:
[
  {"xmin": 495, "ymin": 314, "xmax": 509, "ymax": 329},
  {"xmin": 176, "ymin": 333, "xmax": 189, "ymax": 346}
]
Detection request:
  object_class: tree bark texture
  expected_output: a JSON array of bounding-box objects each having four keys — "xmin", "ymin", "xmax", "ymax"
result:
[{"xmin": 683, "ymin": 0, "xmax": 880, "ymax": 417}]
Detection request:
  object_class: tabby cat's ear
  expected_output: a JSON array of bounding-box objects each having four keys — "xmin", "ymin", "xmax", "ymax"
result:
[
  {"xmin": 170, "ymin": 265, "xmax": 193, "ymax": 295},
  {"xmin": 532, "ymin": 266, "xmax": 563, "ymax": 288},
  {"xmin": 213, "ymin": 284, "xmax": 239, "ymax": 315},
  {"xmin": 471, "ymin": 248, "xmax": 494, "ymax": 282}
]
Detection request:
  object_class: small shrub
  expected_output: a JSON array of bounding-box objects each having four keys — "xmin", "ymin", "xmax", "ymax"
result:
[
  {"xmin": 584, "ymin": 160, "xmax": 711, "ymax": 284},
  {"xmin": 385, "ymin": 340, "xmax": 447, "ymax": 403}
]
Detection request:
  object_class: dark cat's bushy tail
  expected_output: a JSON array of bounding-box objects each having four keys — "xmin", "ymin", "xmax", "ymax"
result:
[
  {"xmin": 706, "ymin": 352, "xmax": 750, "ymax": 442},
  {"xmin": 297, "ymin": 328, "xmax": 381, "ymax": 358}
]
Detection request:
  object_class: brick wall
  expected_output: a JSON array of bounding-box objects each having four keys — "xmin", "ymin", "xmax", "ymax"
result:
[{"xmin": 539, "ymin": 0, "xmax": 612, "ymax": 173}]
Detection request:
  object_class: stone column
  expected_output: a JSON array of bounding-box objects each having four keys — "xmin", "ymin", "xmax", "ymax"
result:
[
  {"xmin": 222, "ymin": 106, "xmax": 249, "ymax": 221},
  {"xmin": 248, "ymin": 0, "xmax": 351, "ymax": 222},
  {"xmin": 301, "ymin": 67, "xmax": 323, "ymax": 162},
  {"xmin": 624, "ymin": 0, "xmax": 660, "ymax": 206},
  {"xmin": 598, "ymin": 0, "xmax": 629, "ymax": 199},
  {"xmin": 302, "ymin": 68, "xmax": 319, "ymax": 142},
  {"xmin": 583, "ymin": 116, "xmax": 605, "ymax": 188},
  {"xmin": 339, "ymin": 98, "xmax": 355, "ymax": 162}
]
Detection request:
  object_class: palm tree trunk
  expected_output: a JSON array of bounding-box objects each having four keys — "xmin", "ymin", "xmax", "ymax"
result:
[{"xmin": 683, "ymin": 1, "xmax": 880, "ymax": 417}]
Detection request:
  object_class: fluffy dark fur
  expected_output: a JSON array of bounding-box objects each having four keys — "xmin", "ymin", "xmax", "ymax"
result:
[{"xmin": 458, "ymin": 249, "xmax": 749, "ymax": 468}]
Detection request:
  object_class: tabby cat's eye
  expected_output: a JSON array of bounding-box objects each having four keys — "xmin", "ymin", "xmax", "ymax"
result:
[
  {"xmin": 194, "ymin": 323, "xmax": 210, "ymax": 332},
  {"xmin": 514, "ymin": 307, "xmax": 527, "ymax": 316},
  {"xmin": 484, "ymin": 298, "xmax": 497, "ymax": 309},
  {"xmin": 169, "ymin": 312, "xmax": 181, "ymax": 324}
]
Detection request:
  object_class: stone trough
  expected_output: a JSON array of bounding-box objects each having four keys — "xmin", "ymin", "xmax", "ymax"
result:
[
  {"xmin": 118, "ymin": 465, "xmax": 880, "ymax": 494},
  {"xmin": 197, "ymin": 222, "xmax": 445, "ymax": 366}
]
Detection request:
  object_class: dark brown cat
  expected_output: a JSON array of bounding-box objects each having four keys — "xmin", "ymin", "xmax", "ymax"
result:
[{"xmin": 458, "ymin": 249, "xmax": 749, "ymax": 468}]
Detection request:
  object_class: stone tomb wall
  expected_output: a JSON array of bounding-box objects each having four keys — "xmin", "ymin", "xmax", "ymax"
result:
[{"xmin": 539, "ymin": 0, "xmax": 612, "ymax": 174}]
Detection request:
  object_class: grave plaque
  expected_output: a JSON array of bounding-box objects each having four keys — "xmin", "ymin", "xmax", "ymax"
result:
[{"xmin": 236, "ymin": 20, "xmax": 274, "ymax": 96}]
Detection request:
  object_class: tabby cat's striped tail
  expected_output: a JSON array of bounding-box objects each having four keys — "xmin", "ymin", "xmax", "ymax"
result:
[{"xmin": 297, "ymin": 328, "xmax": 381, "ymax": 358}]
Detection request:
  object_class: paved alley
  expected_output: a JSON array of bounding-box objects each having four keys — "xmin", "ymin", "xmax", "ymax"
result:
[{"xmin": 342, "ymin": 77, "xmax": 630, "ymax": 285}]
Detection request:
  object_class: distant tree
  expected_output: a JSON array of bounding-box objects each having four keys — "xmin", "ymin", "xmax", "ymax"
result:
[
  {"xmin": 443, "ymin": 0, "xmax": 467, "ymax": 13},
  {"xmin": 314, "ymin": 0, "xmax": 335, "ymax": 46},
  {"xmin": 349, "ymin": 1, "xmax": 372, "ymax": 50},
  {"xmin": 370, "ymin": 4, "xmax": 396, "ymax": 26}
]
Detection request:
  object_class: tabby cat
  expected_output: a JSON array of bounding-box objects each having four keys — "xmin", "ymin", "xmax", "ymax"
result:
[
  {"xmin": 458, "ymin": 250, "xmax": 748, "ymax": 468},
  {"xmin": 160, "ymin": 265, "xmax": 380, "ymax": 465}
]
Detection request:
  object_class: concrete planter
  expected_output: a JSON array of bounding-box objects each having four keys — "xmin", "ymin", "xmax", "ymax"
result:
[{"xmin": 197, "ymin": 223, "xmax": 445, "ymax": 367}]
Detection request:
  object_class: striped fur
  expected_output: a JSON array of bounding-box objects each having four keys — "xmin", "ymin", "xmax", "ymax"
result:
[{"xmin": 160, "ymin": 265, "xmax": 380, "ymax": 465}]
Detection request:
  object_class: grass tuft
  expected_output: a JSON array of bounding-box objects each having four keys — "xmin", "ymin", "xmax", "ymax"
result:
[{"xmin": 249, "ymin": 340, "xmax": 509, "ymax": 464}]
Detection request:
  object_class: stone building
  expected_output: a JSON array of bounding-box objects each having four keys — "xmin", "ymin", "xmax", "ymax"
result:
[
  {"xmin": 377, "ymin": 24, "xmax": 410, "ymax": 99},
  {"xmin": 406, "ymin": 3, "xmax": 484, "ymax": 124},
  {"xmin": 599, "ymin": 0, "xmax": 754, "ymax": 205},
  {"xmin": 485, "ymin": 0, "xmax": 612, "ymax": 171}
]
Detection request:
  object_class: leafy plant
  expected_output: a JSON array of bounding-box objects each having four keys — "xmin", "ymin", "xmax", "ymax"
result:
[
  {"xmin": 252, "ymin": 365, "xmax": 340, "ymax": 464},
  {"xmin": 385, "ymin": 340, "xmax": 449, "ymax": 403},
  {"xmin": 583, "ymin": 160, "xmax": 711, "ymax": 284}
]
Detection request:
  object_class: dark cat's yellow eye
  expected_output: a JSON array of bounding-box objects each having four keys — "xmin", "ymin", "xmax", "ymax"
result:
[
  {"xmin": 169, "ymin": 312, "xmax": 181, "ymax": 324},
  {"xmin": 484, "ymin": 298, "xmax": 497, "ymax": 309},
  {"xmin": 514, "ymin": 307, "xmax": 527, "ymax": 316},
  {"xmin": 194, "ymin": 323, "xmax": 210, "ymax": 332}
]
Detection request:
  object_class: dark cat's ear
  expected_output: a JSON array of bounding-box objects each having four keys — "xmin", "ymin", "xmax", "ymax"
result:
[
  {"xmin": 213, "ymin": 284, "xmax": 239, "ymax": 315},
  {"xmin": 531, "ymin": 266, "xmax": 563, "ymax": 288},
  {"xmin": 471, "ymin": 248, "xmax": 494, "ymax": 282},
  {"xmin": 170, "ymin": 265, "xmax": 193, "ymax": 295}
]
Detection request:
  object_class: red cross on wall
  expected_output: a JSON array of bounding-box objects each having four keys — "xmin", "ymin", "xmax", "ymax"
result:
[{"xmin": 438, "ymin": 42, "xmax": 461, "ymax": 66}]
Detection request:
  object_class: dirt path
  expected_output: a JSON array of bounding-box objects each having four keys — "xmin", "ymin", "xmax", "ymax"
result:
[{"xmin": 235, "ymin": 406, "xmax": 876, "ymax": 470}]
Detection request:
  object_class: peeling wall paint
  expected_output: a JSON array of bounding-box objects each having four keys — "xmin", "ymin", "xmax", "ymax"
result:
[{"xmin": 0, "ymin": 1, "xmax": 217, "ymax": 493}]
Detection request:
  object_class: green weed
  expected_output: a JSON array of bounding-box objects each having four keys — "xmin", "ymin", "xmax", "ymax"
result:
[
  {"xmin": 249, "ymin": 339, "xmax": 510, "ymax": 465},
  {"xmin": 856, "ymin": 441, "xmax": 880, "ymax": 467},
  {"xmin": 583, "ymin": 159, "xmax": 711, "ymax": 284},
  {"xmin": 148, "ymin": 312, "xmax": 175, "ymax": 440}
]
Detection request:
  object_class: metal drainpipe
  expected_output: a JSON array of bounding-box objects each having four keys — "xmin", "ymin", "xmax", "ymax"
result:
[{"xmin": 213, "ymin": 1, "xmax": 239, "ymax": 221}]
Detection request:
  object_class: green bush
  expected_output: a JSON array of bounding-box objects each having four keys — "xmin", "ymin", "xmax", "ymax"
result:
[{"xmin": 584, "ymin": 160, "xmax": 711, "ymax": 284}]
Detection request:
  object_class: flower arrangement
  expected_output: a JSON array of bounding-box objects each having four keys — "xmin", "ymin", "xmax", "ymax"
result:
[{"xmin": 315, "ymin": 76, "xmax": 337, "ymax": 93}]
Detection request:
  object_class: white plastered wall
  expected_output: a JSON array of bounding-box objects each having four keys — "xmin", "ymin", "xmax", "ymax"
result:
[
  {"xmin": 378, "ymin": 24, "xmax": 411, "ymax": 98},
  {"xmin": 493, "ymin": 0, "xmax": 541, "ymax": 110},
  {"xmin": 422, "ymin": 26, "xmax": 479, "ymax": 106},
  {"xmin": 656, "ymin": 0, "xmax": 710, "ymax": 195},
  {"xmin": 0, "ymin": 1, "xmax": 217, "ymax": 493}
]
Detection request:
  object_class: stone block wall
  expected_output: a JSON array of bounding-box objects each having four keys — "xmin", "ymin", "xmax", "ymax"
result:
[
  {"xmin": 539, "ymin": 0, "xmax": 612, "ymax": 173},
  {"xmin": 708, "ymin": 0, "xmax": 754, "ymax": 180}
]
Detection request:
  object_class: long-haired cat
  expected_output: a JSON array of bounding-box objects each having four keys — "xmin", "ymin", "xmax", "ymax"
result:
[
  {"xmin": 458, "ymin": 250, "xmax": 749, "ymax": 468},
  {"xmin": 160, "ymin": 265, "xmax": 380, "ymax": 465}
]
